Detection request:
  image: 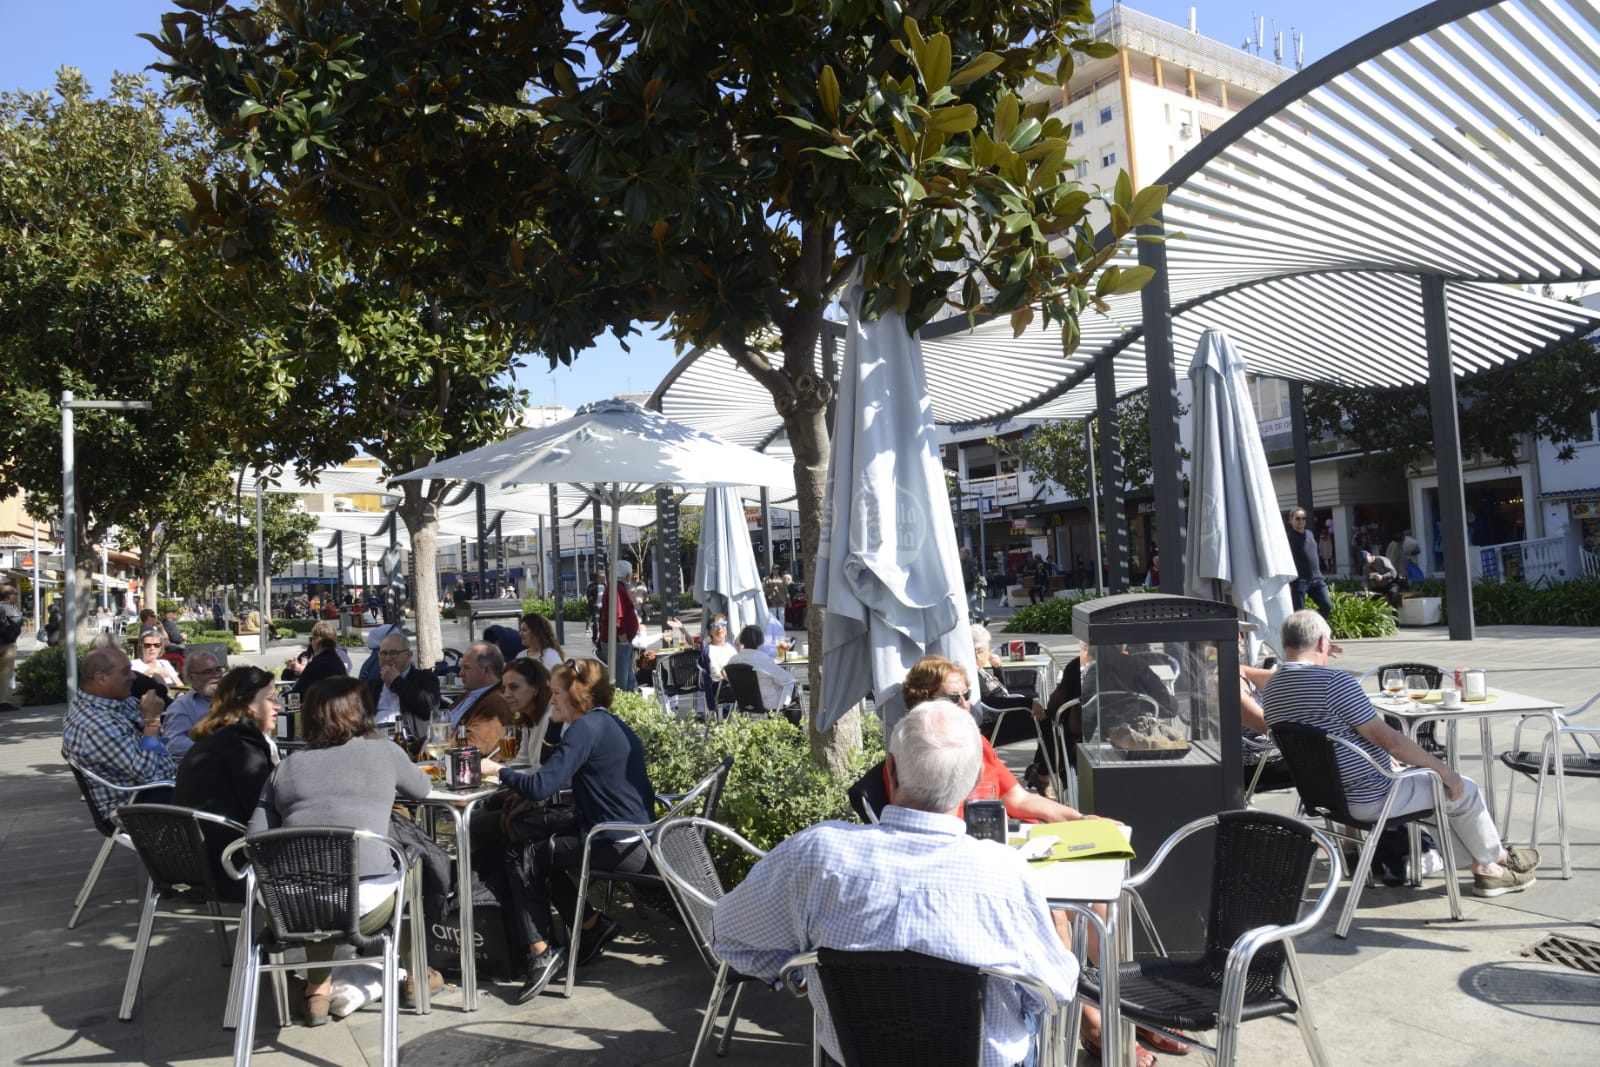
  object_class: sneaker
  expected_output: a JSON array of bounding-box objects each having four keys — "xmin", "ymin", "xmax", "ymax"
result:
[
  {"xmin": 575, "ymin": 913, "xmax": 621, "ymax": 966},
  {"xmin": 1472, "ymin": 865, "xmax": 1536, "ymax": 898},
  {"xmin": 1504, "ymin": 846, "xmax": 1540, "ymax": 874},
  {"xmin": 516, "ymin": 946, "xmax": 567, "ymax": 1004}
]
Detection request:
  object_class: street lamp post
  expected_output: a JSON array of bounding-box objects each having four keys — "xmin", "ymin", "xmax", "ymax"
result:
[{"xmin": 62, "ymin": 392, "xmax": 153, "ymax": 694}]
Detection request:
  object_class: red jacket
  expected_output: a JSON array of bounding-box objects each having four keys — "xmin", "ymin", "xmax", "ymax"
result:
[{"xmin": 596, "ymin": 579, "xmax": 639, "ymax": 643}]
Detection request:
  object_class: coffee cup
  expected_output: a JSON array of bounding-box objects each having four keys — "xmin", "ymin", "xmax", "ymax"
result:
[{"xmin": 1440, "ymin": 688, "xmax": 1463, "ymax": 709}]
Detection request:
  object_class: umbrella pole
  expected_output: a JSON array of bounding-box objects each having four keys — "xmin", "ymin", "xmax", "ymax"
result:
[{"xmin": 607, "ymin": 493, "xmax": 623, "ymax": 684}]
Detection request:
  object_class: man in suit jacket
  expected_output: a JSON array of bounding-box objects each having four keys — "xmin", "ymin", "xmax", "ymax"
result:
[
  {"xmin": 445, "ymin": 641, "xmax": 511, "ymax": 754},
  {"xmin": 368, "ymin": 630, "xmax": 440, "ymax": 740}
]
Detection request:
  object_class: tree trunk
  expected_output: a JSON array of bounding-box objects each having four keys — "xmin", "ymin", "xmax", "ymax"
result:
[
  {"xmin": 397, "ymin": 485, "xmax": 444, "ymax": 669},
  {"xmin": 783, "ymin": 391, "xmax": 860, "ymax": 775}
]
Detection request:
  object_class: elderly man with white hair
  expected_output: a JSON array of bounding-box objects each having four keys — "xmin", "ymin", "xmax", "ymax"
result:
[
  {"xmin": 712, "ymin": 700, "xmax": 1078, "ymax": 1067},
  {"xmin": 1264, "ymin": 610, "xmax": 1538, "ymax": 898},
  {"xmin": 160, "ymin": 649, "xmax": 226, "ymax": 757}
]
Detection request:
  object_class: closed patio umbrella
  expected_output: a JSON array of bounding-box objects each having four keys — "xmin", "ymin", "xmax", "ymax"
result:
[
  {"xmin": 694, "ymin": 486, "xmax": 767, "ymax": 638},
  {"xmin": 813, "ymin": 276, "xmax": 977, "ymax": 734},
  {"xmin": 1183, "ymin": 329, "xmax": 1297, "ymax": 657}
]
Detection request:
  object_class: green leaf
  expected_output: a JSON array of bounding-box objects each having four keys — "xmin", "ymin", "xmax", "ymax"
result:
[
  {"xmin": 1128, "ymin": 184, "xmax": 1168, "ymax": 227},
  {"xmin": 950, "ymin": 52, "xmax": 1004, "ymax": 87},
  {"xmin": 927, "ymin": 104, "xmax": 977, "ymax": 134},
  {"xmin": 1108, "ymin": 265, "xmax": 1156, "ymax": 295},
  {"xmin": 819, "ymin": 65, "xmax": 840, "ymax": 121},
  {"xmin": 1114, "ymin": 170, "xmax": 1132, "ymax": 210},
  {"xmin": 994, "ymin": 91, "xmax": 1018, "ymax": 142},
  {"xmin": 923, "ymin": 33, "xmax": 952, "ymax": 93}
]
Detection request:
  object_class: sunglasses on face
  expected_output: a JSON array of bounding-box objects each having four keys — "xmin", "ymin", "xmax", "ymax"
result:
[
  {"xmin": 141, "ymin": 643, "xmax": 162, "ymax": 649},
  {"xmin": 946, "ymin": 689, "xmax": 972, "ymax": 705},
  {"xmin": 711, "ymin": 622, "xmax": 728, "ymax": 630}
]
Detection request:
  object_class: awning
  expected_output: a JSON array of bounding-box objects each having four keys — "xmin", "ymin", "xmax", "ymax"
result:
[{"xmin": 1540, "ymin": 487, "xmax": 1600, "ymax": 502}]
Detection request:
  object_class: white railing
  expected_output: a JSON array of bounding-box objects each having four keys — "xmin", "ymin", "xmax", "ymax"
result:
[{"xmin": 1467, "ymin": 535, "xmax": 1578, "ymax": 585}]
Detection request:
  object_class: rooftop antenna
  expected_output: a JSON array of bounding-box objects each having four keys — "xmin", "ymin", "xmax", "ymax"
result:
[
  {"xmin": 1295, "ymin": 31, "xmax": 1306, "ymax": 70},
  {"xmin": 1188, "ymin": 5, "xmax": 1197, "ymax": 33},
  {"xmin": 1256, "ymin": 15, "xmax": 1266, "ymax": 56},
  {"xmin": 1274, "ymin": 24, "xmax": 1283, "ymax": 65}
]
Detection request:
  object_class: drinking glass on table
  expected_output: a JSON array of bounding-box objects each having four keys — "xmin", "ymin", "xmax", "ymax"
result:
[
  {"xmin": 496, "ymin": 735, "xmax": 520, "ymax": 762},
  {"xmin": 424, "ymin": 717, "xmax": 451, "ymax": 761},
  {"xmin": 1405, "ymin": 673, "xmax": 1430, "ymax": 703},
  {"xmin": 1381, "ymin": 669, "xmax": 1405, "ymax": 703}
]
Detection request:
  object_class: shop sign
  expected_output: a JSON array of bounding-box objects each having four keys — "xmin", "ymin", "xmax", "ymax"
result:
[
  {"xmin": 1010, "ymin": 519, "xmax": 1028, "ymax": 532},
  {"xmin": 1571, "ymin": 499, "xmax": 1600, "ymax": 519}
]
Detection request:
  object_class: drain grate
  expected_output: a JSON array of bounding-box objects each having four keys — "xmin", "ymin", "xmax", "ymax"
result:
[{"xmin": 1522, "ymin": 934, "xmax": 1600, "ymax": 975}]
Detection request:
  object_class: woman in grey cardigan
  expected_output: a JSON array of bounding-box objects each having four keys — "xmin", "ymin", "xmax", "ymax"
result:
[{"xmin": 249, "ymin": 676, "xmax": 437, "ymax": 1026}]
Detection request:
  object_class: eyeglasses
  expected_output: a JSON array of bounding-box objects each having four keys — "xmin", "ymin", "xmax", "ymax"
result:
[
  {"xmin": 378, "ymin": 649, "xmax": 409, "ymax": 659},
  {"xmin": 1291, "ymin": 515, "xmax": 1307, "ymax": 522}
]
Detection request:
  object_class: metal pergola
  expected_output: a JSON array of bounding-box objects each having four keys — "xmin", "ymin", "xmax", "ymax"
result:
[{"xmin": 654, "ymin": 0, "xmax": 1600, "ymax": 640}]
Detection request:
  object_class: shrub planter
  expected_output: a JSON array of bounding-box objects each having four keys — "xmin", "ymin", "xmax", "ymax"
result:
[{"xmin": 1397, "ymin": 596, "xmax": 1443, "ymax": 627}]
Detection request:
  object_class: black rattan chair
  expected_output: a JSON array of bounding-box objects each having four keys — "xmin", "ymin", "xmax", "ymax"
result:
[
  {"xmin": 223, "ymin": 827, "xmax": 428, "ymax": 1067},
  {"xmin": 652, "ymin": 816, "xmax": 769, "ymax": 1065},
  {"xmin": 847, "ymin": 760, "xmax": 888, "ymax": 824},
  {"xmin": 778, "ymin": 948, "xmax": 1067, "ymax": 1067},
  {"xmin": 657, "ymin": 649, "xmax": 705, "ymax": 716},
  {"xmin": 1270, "ymin": 721, "xmax": 1463, "ymax": 938},
  {"xmin": 1080, "ymin": 811, "xmax": 1340, "ymax": 1067},
  {"xmin": 113, "ymin": 804, "xmax": 247, "ymax": 1022},
  {"xmin": 721, "ymin": 663, "xmax": 778, "ymax": 720},
  {"xmin": 562, "ymin": 757, "xmax": 734, "ymax": 997},
  {"xmin": 1357, "ymin": 662, "xmax": 1449, "ymax": 755},
  {"xmin": 64, "ymin": 756, "xmax": 175, "ymax": 928}
]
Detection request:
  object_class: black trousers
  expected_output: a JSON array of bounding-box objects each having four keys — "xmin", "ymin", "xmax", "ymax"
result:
[{"xmin": 503, "ymin": 831, "xmax": 649, "ymax": 947}]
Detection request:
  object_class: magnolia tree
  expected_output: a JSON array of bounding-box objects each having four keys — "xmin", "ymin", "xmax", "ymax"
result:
[{"xmin": 153, "ymin": 0, "xmax": 1162, "ymax": 770}]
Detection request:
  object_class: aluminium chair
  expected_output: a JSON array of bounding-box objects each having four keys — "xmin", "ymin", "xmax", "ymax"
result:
[
  {"xmin": 562, "ymin": 756, "xmax": 735, "ymax": 997},
  {"xmin": 223, "ymin": 827, "xmax": 429, "ymax": 1067},
  {"xmin": 112, "ymin": 804, "xmax": 247, "ymax": 1022},
  {"xmin": 64, "ymin": 756, "xmax": 175, "ymax": 928},
  {"xmin": 1078, "ymin": 810, "xmax": 1340, "ymax": 1067},
  {"xmin": 1499, "ymin": 687, "xmax": 1600, "ymax": 880},
  {"xmin": 652, "ymin": 816, "xmax": 770, "ymax": 1065},
  {"xmin": 777, "ymin": 947, "xmax": 1068, "ymax": 1067},
  {"xmin": 1270, "ymin": 721, "xmax": 1462, "ymax": 938}
]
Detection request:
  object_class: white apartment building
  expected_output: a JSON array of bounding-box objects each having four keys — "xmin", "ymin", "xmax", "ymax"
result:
[{"xmin": 952, "ymin": 5, "xmax": 1296, "ymax": 581}]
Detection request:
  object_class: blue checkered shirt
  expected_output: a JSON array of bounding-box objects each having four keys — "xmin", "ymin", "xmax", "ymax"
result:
[
  {"xmin": 63, "ymin": 689, "xmax": 177, "ymax": 821},
  {"xmin": 711, "ymin": 805, "xmax": 1079, "ymax": 1067}
]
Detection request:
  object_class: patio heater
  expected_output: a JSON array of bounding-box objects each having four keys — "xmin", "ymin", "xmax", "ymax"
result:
[{"xmin": 1073, "ymin": 593, "xmax": 1243, "ymax": 956}]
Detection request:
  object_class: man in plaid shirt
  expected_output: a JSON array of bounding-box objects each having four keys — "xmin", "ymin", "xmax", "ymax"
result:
[{"xmin": 63, "ymin": 647, "xmax": 175, "ymax": 820}]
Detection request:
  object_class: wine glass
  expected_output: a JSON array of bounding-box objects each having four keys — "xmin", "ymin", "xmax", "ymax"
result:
[
  {"xmin": 1405, "ymin": 673, "xmax": 1430, "ymax": 703},
  {"xmin": 1381, "ymin": 669, "xmax": 1405, "ymax": 704},
  {"xmin": 424, "ymin": 717, "xmax": 451, "ymax": 762}
]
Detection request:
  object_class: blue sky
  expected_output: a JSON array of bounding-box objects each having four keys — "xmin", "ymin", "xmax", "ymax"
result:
[{"xmin": 1, "ymin": 0, "xmax": 1403, "ymax": 408}]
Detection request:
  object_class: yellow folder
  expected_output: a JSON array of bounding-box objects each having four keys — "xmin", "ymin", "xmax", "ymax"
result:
[{"xmin": 1026, "ymin": 820, "xmax": 1136, "ymax": 863}]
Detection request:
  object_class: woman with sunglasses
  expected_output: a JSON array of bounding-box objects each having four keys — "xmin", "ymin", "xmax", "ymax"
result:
[
  {"xmin": 481, "ymin": 657, "xmax": 655, "ymax": 1004},
  {"xmin": 172, "ymin": 667, "xmax": 282, "ymax": 900},
  {"xmin": 900, "ymin": 654, "xmax": 1087, "ymax": 826},
  {"xmin": 130, "ymin": 628, "xmax": 182, "ymax": 689},
  {"xmin": 700, "ymin": 614, "xmax": 736, "ymax": 711}
]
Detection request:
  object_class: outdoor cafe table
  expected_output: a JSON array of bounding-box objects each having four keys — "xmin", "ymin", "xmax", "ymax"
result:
[
  {"xmin": 996, "ymin": 654, "xmax": 1061, "ymax": 703},
  {"xmin": 1025, "ymin": 823, "xmax": 1134, "ymax": 1067},
  {"xmin": 1367, "ymin": 686, "xmax": 1567, "ymax": 876},
  {"xmin": 420, "ymin": 777, "xmax": 502, "ymax": 1010}
]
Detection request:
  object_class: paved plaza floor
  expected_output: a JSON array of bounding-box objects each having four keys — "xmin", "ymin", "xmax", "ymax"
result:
[{"xmin": 2, "ymin": 622, "xmax": 1597, "ymax": 1065}]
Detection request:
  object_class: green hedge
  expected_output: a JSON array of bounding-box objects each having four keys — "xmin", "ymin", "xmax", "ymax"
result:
[
  {"xmin": 274, "ymin": 618, "xmax": 319, "ymax": 634},
  {"xmin": 17, "ymin": 644, "xmax": 80, "ymax": 705},
  {"xmin": 1327, "ymin": 590, "xmax": 1398, "ymax": 639},
  {"xmin": 520, "ymin": 596, "xmax": 591, "ymax": 624},
  {"xmin": 1001, "ymin": 588, "xmax": 1154, "ymax": 634},
  {"xmin": 610, "ymin": 691, "xmax": 884, "ymax": 884}
]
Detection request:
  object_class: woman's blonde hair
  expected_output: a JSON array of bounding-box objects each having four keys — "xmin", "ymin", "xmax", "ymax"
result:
[{"xmin": 552, "ymin": 657, "xmax": 614, "ymax": 713}]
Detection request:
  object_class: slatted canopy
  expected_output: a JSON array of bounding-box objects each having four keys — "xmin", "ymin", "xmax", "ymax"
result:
[
  {"xmin": 654, "ymin": 0, "xmax": 1600, "ymax": 640},
  {"xmin": 656, "ymin": 0, "xmax": 1600, "ymax": 430}
]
